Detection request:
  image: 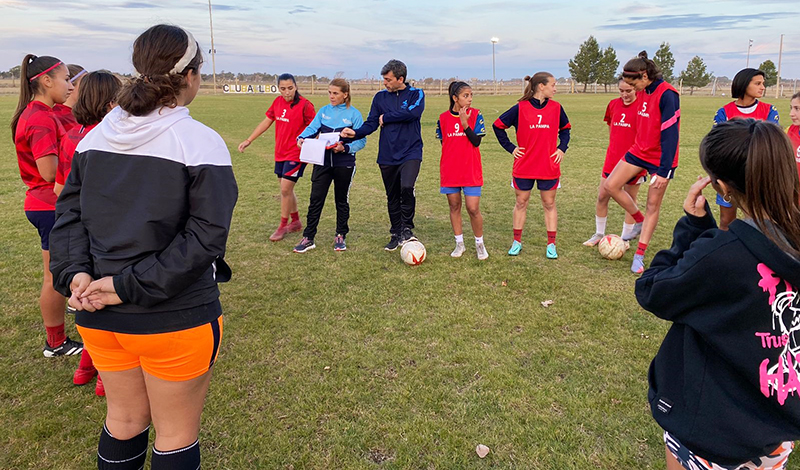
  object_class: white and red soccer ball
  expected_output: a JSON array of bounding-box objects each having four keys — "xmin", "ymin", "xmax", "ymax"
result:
[{"xmin": 400, "ymin": 240, "xmax": 426, "ymax": 265}]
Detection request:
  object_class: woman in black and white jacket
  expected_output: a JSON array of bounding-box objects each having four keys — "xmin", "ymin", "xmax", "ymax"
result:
[
  {"xmin": 50, "ymin": 25, "xmax": 237, "ymax": 470},
  {"xmin": 636, "ymin": 119, "xmax": 800, "ymax": 470}
]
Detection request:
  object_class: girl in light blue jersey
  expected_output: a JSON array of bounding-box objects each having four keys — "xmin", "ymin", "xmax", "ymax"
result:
[{"xmin": 293, "ymin": 78, "xmax": 366, "ymax": 252}]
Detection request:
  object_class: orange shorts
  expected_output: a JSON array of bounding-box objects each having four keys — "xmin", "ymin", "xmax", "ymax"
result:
[{"xmin": 77, "ymin": 316, "xmax": 223, "ymax": 382}]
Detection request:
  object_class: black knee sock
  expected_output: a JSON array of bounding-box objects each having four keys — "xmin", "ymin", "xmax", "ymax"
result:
[
  {"xmin": 97, "ymin": 424, "xmax": 149, "ymax": 470},
  {"xmin": 151, "ymin": 440, "xmax": 201, "ymax": 470}
]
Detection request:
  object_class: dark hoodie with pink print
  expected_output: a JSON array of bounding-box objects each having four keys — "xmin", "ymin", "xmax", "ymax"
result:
[{"xmin": 636, "ymin": 203, "xmax": 800, "ymax": 465}]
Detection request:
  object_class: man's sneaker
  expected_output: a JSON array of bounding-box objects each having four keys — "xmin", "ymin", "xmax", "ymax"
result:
[
  {"xmin": 450, "ymin": 242, "xmax": 466, "ymax": 258},
  {"xmin": 399, "ymin": 228, "xmax": 417, "ymax": 246},
  {"xmin": 623, "ymin": 222, "xmax": 643, "ymax": 242},
  {"xmin": 286, "ymin": 219, "xmax": 303, "ymax": 233},
  {"xmin": 476, "ymin": 241, "xmax": 489, "ymax": 260},
  {"xmin": 73, "ymin": 366, "xmax": 97, "ymax": 386},
  {"xmin": 293, "ymin": 237, "xmax": 316, "ymax": 253},
  {"xmin": 333, "ymin": 234, "xmax": 347, "ymax": 251},
  {"xmin": 583, "ymin": 233, "xmax": 604, "ymax": 247},
  {"xmin": 546, "ymin": 243, "xmax": 558, "ymax": 259},
  {"xmin": 269, "ymin": 225, "xmax": 289, "ymax": 242},
  {"xmin": 631, "ymin": 254, "xmax": 645, "ymax": 274},
  {"xmin": 43, "ymin": 337, "xmax": 83, "ymax": 357},
  {"xmin": 95, "ymin": 375, "xmax": 105, "ymax": 397},
  {"xmin": 508, "ymin": 240, "xmax": 523, "ymax": 256},
  {"xmin": 384, "ymin": 234, "xmax": 400, "ymax": 251}
]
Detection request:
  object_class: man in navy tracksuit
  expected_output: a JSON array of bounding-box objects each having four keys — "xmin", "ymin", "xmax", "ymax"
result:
[{"xmin": 342, "ymin": 59, "xmax": 425, "ymax": 251}]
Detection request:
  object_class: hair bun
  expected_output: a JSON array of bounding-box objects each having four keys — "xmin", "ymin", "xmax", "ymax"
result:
[
  {"xmin": 28, "ymin": 55, "xmax": 38, "ymax": 63},
  {"xmin": 524, "ymin": 75, "xmax": 531, "ymax": 81},
  {"xmin": 638, "ymin": 51, "xmax": 649, "ymax": 59}
]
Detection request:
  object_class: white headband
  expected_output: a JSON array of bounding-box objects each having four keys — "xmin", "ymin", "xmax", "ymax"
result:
[
  {"xmin": 169, "ymin": 29, "xmax": 198, "ymax": 75},
  {"xmin": 70, "ymin": 69, "xmax": 87, "ymax": 83}
]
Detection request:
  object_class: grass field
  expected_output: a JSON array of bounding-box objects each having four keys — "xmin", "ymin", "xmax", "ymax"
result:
[{"xmin": 0, "ymin": 92, "xmax": 795, "ymax": 469}]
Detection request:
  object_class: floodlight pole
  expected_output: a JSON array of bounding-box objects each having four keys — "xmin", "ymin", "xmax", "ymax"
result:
[
  {"xmin": 746, "ymin": 39, "xmax": 753, "ymax": 68},
  {"xmin": 775, "ymin": 34, "xmax": 783, "ymax": 99},
  {"xmin": 208, "ymin": 0, "xmax": 218, "ymax": 94},
  {"xmin": 491, "ymin": 37, "xmax": 499, "ymax": 95}
]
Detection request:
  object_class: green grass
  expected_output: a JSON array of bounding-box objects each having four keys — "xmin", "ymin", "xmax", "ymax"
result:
[{"xmin": 0, "ymin": 92, "xmax": 795, "ymax": 469}]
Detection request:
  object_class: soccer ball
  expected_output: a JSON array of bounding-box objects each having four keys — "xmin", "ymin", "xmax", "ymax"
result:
[
  {"xmin": 400, "ymin": 240, "xmax": 426, "ymax": 265},
  {"xmin": 597, "ymin": 234, "xmax": 627, "ymax": 260}
]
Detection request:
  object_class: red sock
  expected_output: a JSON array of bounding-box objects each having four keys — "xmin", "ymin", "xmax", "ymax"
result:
[
  {"xmin": 636, "ymin": 242, "xmax": 648, "ymax": 256},
  {"xmin": 547, "ymin": 231, "xmax": 557, "ymax": 245},
  {"xmin": 513, "ymin": 229, "xmax": 523, "ymax": 242},
  {"xmin": 279, "ymin": 217, "xmax": 289, "ymax": 228},
  {"xmin": 46, "ymin": 324, "xmax": 66, "ymax": 348},
  {"xmin": 290, "ymin": 211, "xmax": 300, "ymax": 222},
  {"xmin": 632, "ymin": 211, "xmax": 645, "ymax": 223},
  {"xmin": 78, "ymin": 349, "xmax": 94, "ymax": 370}
]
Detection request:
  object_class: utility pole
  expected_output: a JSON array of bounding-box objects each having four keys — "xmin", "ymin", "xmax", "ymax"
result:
[
  {"xmin": 208, "ymin": 0, "xmax": 218, "ymax": 94},
  {"xmin": 775, "ymin": 34, "xmax": 783, "ymax": 99},
  {"xmin": 746, "ymin": 39, "xmax": 753, "ymax": 68},
  {"xmin": 491, "ymin": 37, "xmax": 499, "ymax": 95}
]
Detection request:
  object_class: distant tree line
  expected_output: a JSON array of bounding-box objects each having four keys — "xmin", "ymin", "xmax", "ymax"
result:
[{"xmin": 568, "ymin": 37, "xmax": 785, "ymax": 95}]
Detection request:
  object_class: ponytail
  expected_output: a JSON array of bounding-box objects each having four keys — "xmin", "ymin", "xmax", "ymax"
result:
[
  {"xmin": 116, "ymin": 25, "xmax": 203, "ymax": 117},
  {"xmin": 447, "ymin": 81, "xmax": 470, "ymax": 111},
  {"xmin": 622, "ymin": 51, "xmax": 663, "ymax": 81},
  {"xmin": 519, "ymin": 72, "xmax": 554, "ymax": 102},
  {"xmin": 11, "ymin": 54, "xmax": 62, "ymax": 139},
  {"xmin": 700, "ymin": 119, "xmax": 800, "ymax": 256}
]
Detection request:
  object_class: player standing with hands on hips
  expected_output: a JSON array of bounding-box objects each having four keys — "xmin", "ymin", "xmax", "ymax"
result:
[
  {"xmin": 340, "ymin": 59, "xmax": 425, "ymax": 251},
  {"xmin": 493, "ymin": 71, "xmax": 571, "ymax": 259},
  {"xmin": 605, "ymin": 51, "xmax": 680, "ymax": 274},
  {"xmin": 636, "ymin": 119, "xmax": 800, "ymax": 470},
  {"xmin": 50, "ymin": 25, "xmax": 238, "ymax": 469}
]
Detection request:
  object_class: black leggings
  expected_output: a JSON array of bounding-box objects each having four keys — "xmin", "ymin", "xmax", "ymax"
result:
[{"xmin": 303, "ymin": 165, "xmax": 356, "ymax": 240}]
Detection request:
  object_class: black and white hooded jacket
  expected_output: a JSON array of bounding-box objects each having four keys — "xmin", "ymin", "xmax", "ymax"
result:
[{"xmin": 50, "ymin": 105, "xmax": 238, "ymax": 334}]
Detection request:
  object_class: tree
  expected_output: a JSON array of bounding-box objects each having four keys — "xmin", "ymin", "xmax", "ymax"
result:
[
  {"xmin": 679, "ymin": 56, "xmax": 713, "ymax": 95},
  {"xmin": 568, "ymin": 36, "xmax": 601, "ymax": 93},
  {"xmin": 758, "ymin": 60, "xmax": 777, "ymax": 88},
  {"xmin": 653, "ymin": 42, "xmax": 675, "ymax": 83},
  {"xmin": 597, "ymin": 46, "xmax": 620, "ymax": 93}
]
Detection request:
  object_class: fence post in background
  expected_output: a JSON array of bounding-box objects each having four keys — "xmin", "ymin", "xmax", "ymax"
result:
[
  {"xmin": 439, "ymin": 79, "xmax": 443, "ymax": 95},
  {"xmin": 711, "ymin": 77, "xmax": 717, "ymax": 96},
  {"xmin": 679, "ymin": 78, "xmax": 683, "ymax": 95}
]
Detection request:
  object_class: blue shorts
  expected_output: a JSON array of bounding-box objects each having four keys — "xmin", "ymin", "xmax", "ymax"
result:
[
  {"xmin": 512, "ymin": 177, "xmax": 559, "ymax": 191},
  {"xmin": 440, "ymin": 186, "xmax": 482, "ymax": 197},
  {"xmin": 26, "ymin": 210, "xmax": 56, "ymax": 250},
  {"xmin": 715, "ymin": 193, "xmax": 733, "ymax": 208},
  {"xmin": 274, "ymin": 161, "xmax": 307, "ymax": 182},
  {"xmin": 623, "ymin": 153, "xmax": 677, "ymax": 179}
]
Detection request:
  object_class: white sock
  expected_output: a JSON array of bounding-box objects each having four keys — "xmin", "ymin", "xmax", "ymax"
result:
[
  {"xmin": 622, "ymin": 222, "xmax": 635, "ymax": 239},
  {"xmin": 475, "ymin": 236, "xmax": 484, "ymax": 244},
  {"xmin": 595, "ymin": 216, "xmax": 607, "ymax": 235},
  {"xmin": 455, "ymin": 234, "xmax": 464, "ymax": 244}
]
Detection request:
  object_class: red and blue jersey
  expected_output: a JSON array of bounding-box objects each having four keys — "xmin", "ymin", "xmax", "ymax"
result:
[
  {"xmin": 57, "ymin": 123, "xmax": 97, "ymax": 186},
  {"xmin": 714, "ymin": 101, "xmax": 779, "ymax": 126},
  {"xmin": 436, "ymin": 108, "xmax": 485, "ymax": 187},
  {"xmin": 788, "ymin": 125, "xmax": 800, "ymax": 184},
  {"xmin": 266, "ymin": 95, "xmax": 315, "ymax": 162},
  {"xmin": 628, "ymin": 79, "xmax": 680, "ymax": 177},
  {"xmin": 14, "ymin": 101, "xmax": 64, "ymax": 211},
  {"xmin": 52, "ymin": 103, "xmax": 79, "ymax": 133},
  {"xmin": 603, "ymin": 98, "xmax": 639, "ymax": 176},
  {"xmin": 493, "ymin": 98, "xmax": 571, "ymax": 179}
]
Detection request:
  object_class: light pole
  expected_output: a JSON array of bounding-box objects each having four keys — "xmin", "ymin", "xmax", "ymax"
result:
[
  {"xmin": 746, "ymin": 39, "xmax": 753, "ymax": 68},
  {"xmin": 208, "ymin": 0, "xmax": 218, "ymax": 94},
  {"xmin": 491, "ymin": 37, "xmax": 499, "ymax": 94}
]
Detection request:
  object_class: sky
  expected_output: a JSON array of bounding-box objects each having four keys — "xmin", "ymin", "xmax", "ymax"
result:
[{"xmin": 1, "ymin": 0, "xmax": 798, "ymax": 81}]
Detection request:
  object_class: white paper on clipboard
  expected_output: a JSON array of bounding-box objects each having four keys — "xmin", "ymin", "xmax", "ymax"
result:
[
  {"xmin": 299, "ymin": 138, "xmax": 327, "ymax": 165},
  {"xmin": 319, "ymin": 132, "xmax": 340, "ymax": 147}
]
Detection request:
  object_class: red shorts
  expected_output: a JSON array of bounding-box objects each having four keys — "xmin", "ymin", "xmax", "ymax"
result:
[{"xmin": 77, "ymin": 317, "xmax": 223, "ymax": 382}]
